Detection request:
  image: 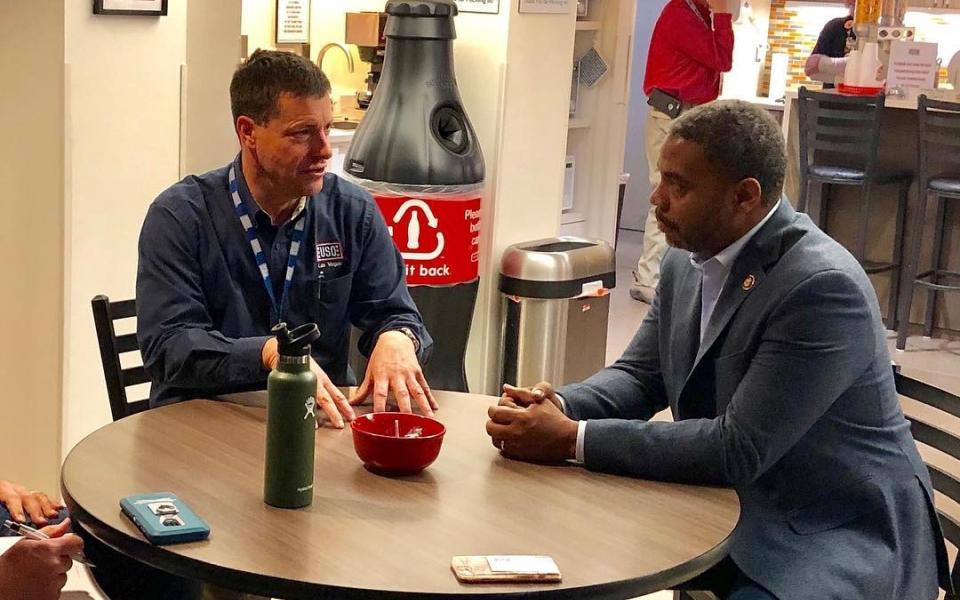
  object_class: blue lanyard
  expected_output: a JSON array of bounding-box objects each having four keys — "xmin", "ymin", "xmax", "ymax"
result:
[{"xmin": 228, "ymin": 166, "xmax": 307, "ymax": 324}]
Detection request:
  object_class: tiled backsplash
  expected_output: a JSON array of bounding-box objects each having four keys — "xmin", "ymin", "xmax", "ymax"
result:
[{"xmin": 758, "ymin": 0, "xmax": 959, "ymax": 96}]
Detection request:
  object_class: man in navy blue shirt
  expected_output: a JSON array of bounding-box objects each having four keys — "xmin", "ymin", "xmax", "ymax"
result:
[{"xmin": 137, "ymin": 50, "xmax": 435, "ymax": 427}]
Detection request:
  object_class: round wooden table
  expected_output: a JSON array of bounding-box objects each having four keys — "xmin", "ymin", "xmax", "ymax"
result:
[{"xmin": 61, "ymin": 392, "xmax": 740, "ymax": 599}]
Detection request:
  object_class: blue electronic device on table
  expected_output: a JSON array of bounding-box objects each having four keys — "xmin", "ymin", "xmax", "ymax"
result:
[{"xmin": 120, "ymin": 492, "xmax": 210, "ymax": 545}]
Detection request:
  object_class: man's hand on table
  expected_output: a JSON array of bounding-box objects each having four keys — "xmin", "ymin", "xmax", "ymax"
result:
[
  {"xmin": 261, "ymin": 338, "xmax": 356, "ymax": 429},
  {"xmin": 351, "ymin": 330, "xmax": 437, "ymax": 416},
  {"xmin": 0, "ymin": 480, "xmax": 63, "ymax": 526},
  {"xmin": 0, "ymin": 519, "xmax": 83, "ymax": 600},
  {"xmin": 486, "ymin": 382, "xmax": 578, "ymax": 463}
]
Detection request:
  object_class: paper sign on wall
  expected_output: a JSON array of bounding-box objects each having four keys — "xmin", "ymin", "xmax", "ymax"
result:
[
  {"xmin": 457, "ymin": 0, "xmax": 500, "ymax": 13},
  {"xmin": 887, "ymin": 41, "xmax": 939, "ymax": 90},
  {"xmin": 277, "ymin": 0, "xmax": 310, "ymax": 44},
  {"xmin": 519, "ymin": 0, "xmax": 573, "ymax": 14}
]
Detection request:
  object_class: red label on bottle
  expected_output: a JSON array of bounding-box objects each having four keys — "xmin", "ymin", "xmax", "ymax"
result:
[{"xmin": 373, "ymin": 195, "xmax": 481, "ymax": 286}]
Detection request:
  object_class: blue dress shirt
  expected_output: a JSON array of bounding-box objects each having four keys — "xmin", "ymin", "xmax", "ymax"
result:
[{"xmin": 136, "ymin": 155, "xmax": 431, "ymax": 407}]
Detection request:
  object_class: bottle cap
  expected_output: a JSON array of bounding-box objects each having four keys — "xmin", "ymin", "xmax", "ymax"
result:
[
  {"xmin": 272, "ymin": 322, "xmax": 321, "ymax": 358},
  {"xmin": 386, "ymin": 0, "xmax": 457, "ymax": 17}
]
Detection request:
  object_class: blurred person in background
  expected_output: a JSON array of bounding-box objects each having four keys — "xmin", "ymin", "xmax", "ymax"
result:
[{"xmin": 631, "ymin": 0, "xmax": 735, "ymax": 304}]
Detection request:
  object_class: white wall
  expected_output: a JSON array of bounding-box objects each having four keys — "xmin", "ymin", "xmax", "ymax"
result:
[
  {"xmin": 448, "ymin": 10, "xmax": 510, "ymax": 392},
  {"xmin": 724, "ymin": 0, "xmax": 772, "ymax": 97},
  {"xmin": 184, "ymin": 2, "xmax": 243, "ymax": 175},
  {"xmin": 468, "ymin": 9, "xmax": 578, "ymax": 393},
  {"xmin": 0, "ymin": 0, "xmax": 65, "ymax": 494},
  {"xmin": 62, "ymin": 3, "xmax": 188, "ymax": 451},
  {"xmin": 620, "ymin": 0, "xmax": 667, "ymax": 231}
]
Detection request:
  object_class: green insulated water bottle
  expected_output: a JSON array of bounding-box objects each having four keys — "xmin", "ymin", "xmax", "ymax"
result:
[{"xmin": 264, "ymin": 322, "xmax": 321, "ymax": 509}]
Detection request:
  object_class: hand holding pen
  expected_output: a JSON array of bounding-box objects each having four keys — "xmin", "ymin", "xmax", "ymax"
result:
[
  {"xmin": 0, "ymin": 519, "xmax": 87, "ymax": 600},
  {"xmin": 3, "ymin": 518, "xmax": 94, "ymax": 567}
]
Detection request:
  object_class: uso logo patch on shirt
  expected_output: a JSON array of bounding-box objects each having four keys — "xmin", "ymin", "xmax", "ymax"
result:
[{"xmin": 316, "ymin": 241, "xmax": 345, "ymax": 279}]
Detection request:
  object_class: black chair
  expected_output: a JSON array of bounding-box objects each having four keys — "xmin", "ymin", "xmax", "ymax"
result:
[
  {"xmin": 895, "ymin": 95, "xmax": 960, "ymax": 350},
  {"xmin": 895, "ymin": 367, "xmax": 960, "ymax": 599},
  {"xmin": 91, "ymin": 294, "xmax": 150, "ymax": 420},
  {"xmin": 797, "ymin": 87, "xmax": 912, "ymax": 329}
]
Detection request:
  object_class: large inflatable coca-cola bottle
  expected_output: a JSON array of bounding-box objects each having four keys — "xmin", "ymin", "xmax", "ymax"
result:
[{"xmin": 344, "ymin": 0, "xmax": 485, "ymax": 392}]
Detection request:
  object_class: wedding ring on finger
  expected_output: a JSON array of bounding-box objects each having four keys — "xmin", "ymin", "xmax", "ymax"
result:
[{"xmin": 531, "ymin": 387, "xmax": 544, "ymax": 400}]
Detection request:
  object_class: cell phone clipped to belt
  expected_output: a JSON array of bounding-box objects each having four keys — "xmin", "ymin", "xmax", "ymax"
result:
[
  {"xmin": 451, "ymin": 555, "xmax": 562, "ymax": 583},
  {"xmin": 647, "ymin": 88, "xmax": 683, "ymax": 119},
  {"xmin": 120, "ymin": 492, "xmax": 210, "ymax": 545}
]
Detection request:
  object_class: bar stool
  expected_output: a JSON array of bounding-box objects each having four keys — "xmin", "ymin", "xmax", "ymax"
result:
[
  {"xmin": 895, "ymin": 95, "xmax": 960, "ymax": 351},
  {"xmin": 797, "ymin": 87, "xmax": 912, "ymax": 329}
]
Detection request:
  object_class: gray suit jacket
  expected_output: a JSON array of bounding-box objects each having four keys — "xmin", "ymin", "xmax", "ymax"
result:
[{"xmin": 560, "ymin": 202, "xmax": 949, "ymax": 600}]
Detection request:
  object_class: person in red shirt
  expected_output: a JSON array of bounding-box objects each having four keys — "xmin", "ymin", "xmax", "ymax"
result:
[{"xmin": 631, "ymin": 0, "xmax": 734, "ymax": 303}]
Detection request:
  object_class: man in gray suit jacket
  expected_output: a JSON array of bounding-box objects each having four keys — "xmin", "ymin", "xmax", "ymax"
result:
[{"xmin": 487, "ymin": 100, "xmax": 948, "ymax": 600}]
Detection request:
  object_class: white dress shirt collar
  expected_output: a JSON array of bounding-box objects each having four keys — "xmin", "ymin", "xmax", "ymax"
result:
[{"xmin": 690, "ymin": 198, "xmax": 781, "ymax": 343}]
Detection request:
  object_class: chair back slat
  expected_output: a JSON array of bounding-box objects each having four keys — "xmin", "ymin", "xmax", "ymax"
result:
[
  {"xmin": 897, "ymin": 372, "xmax": 960, "ymax": 419},
  {"xmin": 121, "ymin": 366, "xmax": 150, "ymax": 387},
  {"xmin": 126, "ymin": 399, "xmax": 150, "ymax": 417},
  {"xmin": 115, "ymin": 333, "xmax": 139, "ymax": 354},
  {"xmin": 908, "ymin": 416, "xmax": 960, "ymax": 463},
  {"xmin": 942, "ymin": 511, "xmax": 960, "ymax": 556},
  {"xmin": 806, "ymin": 124, "xmax": 874, "ymax": 140},
  {"xmin": 809, "ymin": 139, "xmax": 870, "ymax": 154},
  {"xmin": 924, "ymin": 132, "xmax": 960, "ymax": 149},
  {"xmin": 110, "ymin": 299, "xmax": 137, "ymax": 319},
  {"xmin": 925, "ymin": 114, "xmax": 960, "ymax": 131},
  {"xmin": 930, "ymin": 464, "xmax": 960, "ymax": 508},
  {"xmin": 91, "ymin": 295, "xmax": 149, "ymax": 421},
  {"xmin": 811, "ymin": 107, "xmax": 877, "ymax": 121}
]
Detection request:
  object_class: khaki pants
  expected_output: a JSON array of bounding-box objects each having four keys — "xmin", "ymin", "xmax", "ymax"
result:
[{"xmin": 633, "ymin": 106, "xmax": 673, "ymax": 291}]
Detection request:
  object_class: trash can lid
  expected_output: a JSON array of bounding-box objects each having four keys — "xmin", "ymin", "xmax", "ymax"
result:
[{"xmin": 499, "ymin": 237, "xmax": 615, "ymax": 298}]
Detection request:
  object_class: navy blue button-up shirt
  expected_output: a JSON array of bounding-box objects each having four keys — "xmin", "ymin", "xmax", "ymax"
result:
[{"xmin": 136, "ymin": 156, "xmax": 431, "ymax": 407}]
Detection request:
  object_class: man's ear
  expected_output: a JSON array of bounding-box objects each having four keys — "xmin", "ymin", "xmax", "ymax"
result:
[
  {"xmin": 733, "ymin": 177, "xmax": 763, "ymax": 213},
  {"xmin": 236, "ymin": 116, "xmax": 257, "ymax": 150}
]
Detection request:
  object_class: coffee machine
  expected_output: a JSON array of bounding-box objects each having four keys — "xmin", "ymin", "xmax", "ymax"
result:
[{"xmin": 345, "ymin": 11, "xmax": 388, "ymax": 109}]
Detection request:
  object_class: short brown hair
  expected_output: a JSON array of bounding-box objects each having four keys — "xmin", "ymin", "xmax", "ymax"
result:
[{"xmin": 230, "ymin": 49, "xmax": 331, "ymax": 124}]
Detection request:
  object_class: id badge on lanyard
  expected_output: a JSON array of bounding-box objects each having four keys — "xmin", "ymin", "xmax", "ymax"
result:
[{"xmin": 228, "ymin": 166, "xmax": 307, "ymax": 325}]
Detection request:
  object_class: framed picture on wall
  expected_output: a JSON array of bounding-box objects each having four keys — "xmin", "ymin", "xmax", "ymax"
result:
[
  {"xmin": 93, "ymin": 0, "xmax": 168, "ymax": 16},
  {"xmin": 276, "ymin": 0, "xmax": 311, "ymax": 44}
]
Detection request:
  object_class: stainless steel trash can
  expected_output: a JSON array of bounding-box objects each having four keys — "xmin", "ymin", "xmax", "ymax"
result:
[{"xmin": 499, "ymin": 237, "xmax": 616, "ymax": 388}]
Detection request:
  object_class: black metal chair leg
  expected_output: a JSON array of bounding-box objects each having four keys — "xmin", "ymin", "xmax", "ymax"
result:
[
  {"xmin": 896, "ymin": 186, "xmax": 930, "ymax": 350},
  {"xmin": 924, "ymin": 194, "xmax": 947, "ymax": 338},
  {"xmin": 856, "ymin": 182, "xmax": 873, "ymax": 263},
  {"xmin": 806, "ymin": 180, "xmax": 826, "ymax": 229},
  {"xmin": 888, "ymin": 179, "xmax": 909, "ymax": 331},
  {"xmin": 798, "ymin": 174, "xmax": 809, "ymax": 213}
]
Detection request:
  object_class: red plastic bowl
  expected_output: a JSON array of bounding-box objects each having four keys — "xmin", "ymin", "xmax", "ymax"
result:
[{"xmin": 351, "ymin": 412, "xmax": 445, "ymax": 475}]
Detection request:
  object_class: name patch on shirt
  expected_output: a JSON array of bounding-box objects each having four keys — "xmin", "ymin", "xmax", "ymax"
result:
[{"xmin": 316, "ymin": 241, "xmax": 345, "ymax": 279}]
